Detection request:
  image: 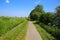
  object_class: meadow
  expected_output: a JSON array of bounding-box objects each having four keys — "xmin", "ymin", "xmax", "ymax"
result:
[{"xmin": 0, "ymin": 16, "xmax": 28, "ymax": 40}]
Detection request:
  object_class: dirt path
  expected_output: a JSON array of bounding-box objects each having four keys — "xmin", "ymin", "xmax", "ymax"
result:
[{"xmin": 25, "ymin": 21, "xmax": 42, "ymax": 40}]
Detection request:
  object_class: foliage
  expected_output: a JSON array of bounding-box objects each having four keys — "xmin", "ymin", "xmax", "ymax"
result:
[
  {"xmin": 30, "ymin": 4, "xmax": 60, "ymax": 40},
  {"xmin": 35, "ymin": 5, "xmax": 43, "ymax": 13},
  {"xmin": 55, "ymin": 6, "xmax": 60, "ymax": 27},
  {"xmin": 56, "ymin": 6, "xmax": 60, "ymax": 14},
  {"xmin": 30, "ymin": 5, "xmax": 44, "ymax": 21},
  {"xmin": 39, "ymin": 23, "xmax": 60, "ymax": 40},
  {"xmin": 30, "ymin": 10, "xmax": 41, "ymax": 21},
  {"xmin": 39, "ymin": 12, "xmax": 55, "ymax": 25}
]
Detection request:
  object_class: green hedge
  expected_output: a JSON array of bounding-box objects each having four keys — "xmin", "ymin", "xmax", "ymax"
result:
[{"xmin": 39, "ymin": 23, "xmax": 60, "ymax": 40}]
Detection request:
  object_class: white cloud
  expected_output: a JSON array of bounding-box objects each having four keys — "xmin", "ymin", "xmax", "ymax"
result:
[
  {"xmin": 35, "ymin": 0, "xmax": 40, "ymax": 4},
  {"xmin": 6, "ymin": 0, "xmax": 10, "ymax": 4}
]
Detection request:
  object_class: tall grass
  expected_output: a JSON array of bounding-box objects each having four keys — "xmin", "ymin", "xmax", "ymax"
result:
[
  {"xmin": 0, "ymin": 20, "xmax": 28, "ymax": 40},
  {"xmin": 0, "ymin": 16, "xmax": 25, "ymax": 36}
]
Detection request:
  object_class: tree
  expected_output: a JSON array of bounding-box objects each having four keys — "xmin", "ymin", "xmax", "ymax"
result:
[
  {"xmin": 46, "ymin": 12, "xmax": 55, "ymax": 25},
  {"xmin": 39, "ymin": 12, "xmax": 55, "ymax": 25},
  {"xmin": 35, "ymin": 5, "xmax": 43, "ymax": 13},
  {"xmin": 29, "ymin": 4, "xmax": 44, "ymax": 21},
  {"xmin": 55, "ymin": 6, "xmax": 60, "ymax": 27},
  {"xmin": 56, "ymin": 6, "xmax": 60, "ymax": 14},
  {"xmin": 30, "ymin": 10, "xmax": 41, "ymax": 21}
]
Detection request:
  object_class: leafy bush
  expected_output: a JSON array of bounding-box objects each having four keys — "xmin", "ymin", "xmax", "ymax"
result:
[
  {"xmin": 39, "ymin": 12, "xmax": 55, "ymax": 25},
  {"xmin": 40, "ymin": 23, "xmax": 60, "ymax": 40}
]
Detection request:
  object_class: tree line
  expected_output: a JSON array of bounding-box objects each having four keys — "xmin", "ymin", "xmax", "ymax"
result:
[
  {"xmin": 29, "ymin": 4, "xmax": 60, "ymax": 27},
  {"xmin": 29, "ymin": 4, "xmax": 60, "ymax": 40}
]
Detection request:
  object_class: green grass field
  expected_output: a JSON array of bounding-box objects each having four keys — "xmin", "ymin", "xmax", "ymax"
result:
[{"xmin": 0, "ymin": 16, "xmax": 28, "ymax": 40}]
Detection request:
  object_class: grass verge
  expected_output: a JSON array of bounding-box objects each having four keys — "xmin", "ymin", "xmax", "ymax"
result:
[
  {"xmin": 0, "ymin": 20, "xmax": 28, "ymax": 40},
  {"xmin": 34, "ymin": 23, "xmax": 56, "ymax": 40},
  {"xmin": 0, "ymin": 17, "xmax": 25, "ymax": 36}
]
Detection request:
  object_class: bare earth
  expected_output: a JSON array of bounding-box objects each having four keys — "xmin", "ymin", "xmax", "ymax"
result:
[{"xmin": 25, "ymin": 21, "xmax": 42, "ymax": 40}]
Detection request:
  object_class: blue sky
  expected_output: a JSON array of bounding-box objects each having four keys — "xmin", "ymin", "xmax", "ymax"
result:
[{"xmin": 0, "ymin": 0, "xmax": 60, "ymax": 17}]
